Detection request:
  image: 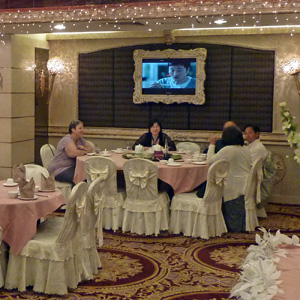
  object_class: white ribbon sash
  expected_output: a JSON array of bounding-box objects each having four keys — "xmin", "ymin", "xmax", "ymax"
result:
[
  {"xmin": 88, "ymin": 165, "xmax": 109, "ymax": 182},
  {"xmin": 129, "ymin": 169, "xmax": 149, "ymax": 188},
  {"xmin": 215, "ymin": 170, "xmax": 227, "ymax": 186}
]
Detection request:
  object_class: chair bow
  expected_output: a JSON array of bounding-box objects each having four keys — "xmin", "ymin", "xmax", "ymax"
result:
[
  {"xmin": 94, "ymin": 195, "xmax": 104, "ymax": 247},
  {"xmin": 88, "ymin": 165, "xmax": 109, "ymax": 182},
  {"xmin": 215, "ymin": 170, "xmax": 227, "ymax": 186},
  {"xmin": 129, "ymin": 169, "xmax": 149, "ymax": 188},
  {"xmin": 76, "ymin": 194, "xmax": 87, "ymax": 222}
]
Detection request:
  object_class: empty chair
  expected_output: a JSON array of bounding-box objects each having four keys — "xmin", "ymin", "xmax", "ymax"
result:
[
  {"xmin": 0, "ymin": 227, "xmax": 8, "ymax": 288},
  {"xmin": 122, "ymin": 158, "xmax": 170, "ymax": 236},
  {"xmin": 5, "ymin": 182, "xmax": 88, "ymax": 295},
  {"xmin": 24, "ymin": 164, "xmax": 50, "ymax": 185},
  {"xmin": 86, "ymin": 140, "xmax": 96, "ymax": 152},
  {"xmin": 169, "ymin": 160, "xmax": 229, "ymax": 239},
  {"xmin": 176, "ymin": 142, "xmax": 201, "ymax": 153},
  {"xmin": 245, "ymin": 157, "xmax": 263, "ymax": 232},
  {"xmin": 40, "ymin": 144, "xmax": 56, "ymax": 169},
  {"xmin": 84, "ymin": 157, "xmax": 125, "ymax": 231},
  {"xmin": 79, "ymin": 177, "xmax": 103, "ymax": 281}
]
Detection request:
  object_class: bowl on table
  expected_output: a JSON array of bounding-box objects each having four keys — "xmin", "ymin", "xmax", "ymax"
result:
[{"xmin": 8, "ymin": 190, "xmax": 18, "ymax": 199}]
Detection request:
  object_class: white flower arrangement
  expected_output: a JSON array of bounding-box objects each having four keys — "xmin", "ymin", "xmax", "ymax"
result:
[
  {"xmin": 230, "ymin": 228, "xmax": 300, "ymax": 300},
  {"xmin": 279, "ymin": 102, "xmax": 300, "ymax": 164}
]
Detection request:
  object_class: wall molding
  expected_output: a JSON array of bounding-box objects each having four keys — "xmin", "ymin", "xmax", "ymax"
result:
[{"xmin": 41, "ymin": 125, "xmax": 288, "ymax": 146}]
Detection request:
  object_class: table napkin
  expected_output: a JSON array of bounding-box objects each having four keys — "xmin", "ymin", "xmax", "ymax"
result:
[
  {"xmin": 41, "ymin": 173, "xmax": 55, "ymax": 191},
  {"xmin": 18, "ymin": 177, "xmax": 35, "ymax": 199},
  {"xmin": 12, "ymin": 163, "xmax": 26, "ymax": 183}
]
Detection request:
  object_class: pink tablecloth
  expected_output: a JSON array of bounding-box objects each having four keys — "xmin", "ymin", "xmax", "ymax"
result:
[
  {"xmin": 0, "ymin": 182, "xmax": 66, "ymax": 254},
  {"xmin": 273, "ymin": 244, "xmax": 300, "ymax": 300},
  {"xmin": 74, "ymin": 152, "xmax": 209, "ymax": 194}
]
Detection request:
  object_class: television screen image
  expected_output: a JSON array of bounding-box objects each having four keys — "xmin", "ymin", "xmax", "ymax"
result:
[{"xmin": 142, "ymin": 58, "xmax": 196, "ymax": 95}]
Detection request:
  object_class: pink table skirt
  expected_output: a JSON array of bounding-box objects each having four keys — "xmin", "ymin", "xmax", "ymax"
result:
[
  {"xmin": 74, "ymin": 152, "xmax": 209, "ymax": 194},
  {"xmin": 0, "ymin": 182, "xmax": 66, "ymax": 254},
  {"xmin": 273, "ymin": 244, "xmax": 300, "ymax": 300}
]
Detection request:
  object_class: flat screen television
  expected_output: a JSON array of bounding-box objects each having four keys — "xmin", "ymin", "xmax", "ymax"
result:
[{"xmin": 133, "ymin": 48, "xmax": 207, "ymax": 105}]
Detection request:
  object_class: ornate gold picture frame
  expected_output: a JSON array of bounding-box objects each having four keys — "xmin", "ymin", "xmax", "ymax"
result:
[{"xmin": 133, "ymin": 48, "xmax": 207, "ymax": 105}]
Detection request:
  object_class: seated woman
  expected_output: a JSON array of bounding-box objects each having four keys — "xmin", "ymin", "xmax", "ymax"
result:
[
  {"xmin": 205, "ymin": 126, "xmax": 251, "ymax": 232},
  {"xmin": 48, "ymin": 120, "xmax": 93, "ymax": 185},
  {"xmin": 133, "ymin": 119, "xmax": 176, "ymax": 151}
]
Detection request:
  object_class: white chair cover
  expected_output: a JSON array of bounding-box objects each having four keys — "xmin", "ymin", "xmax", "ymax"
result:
[
  {"xmin": 0, "ymin": 227, "xmax": 8, "ymax": 288},
  {"xmin": 79, "ymin": 179, "xmax": 102, "ymax": 281},
  {"xmin": 245, "ymin": 157, "xmax": 263, "ymax": 232},
  {"xmin": 169, "ymin": 160, "xmax": 230, "ymax": 239},
  {"xmin": 176, "ymin": 142, "xmax": 201, "ymax": 153},
  {"xmin": 25, "ymin": 164, "xmax": 49, "ymax": 185},
  {"xmin": 40, "ymin": 144, "xmax": 56, "ymax": 169},
  {"xmin": 122, "ymin": 158, "xmax": 170, "ymax": 236},
  {"xmin": 5, "ymin": 182, "xmax": 88, "ymax": 295},
  {"xmin": 86, "ymin": 140, "xmax": 96, "ymax": 152},
  {"xmin": 25, "ymin": 163, "xmax": 71, "ymax": 201},
  {"xmin": 84, "ymin": 157, "xmax": 125, "ymax": 231}
]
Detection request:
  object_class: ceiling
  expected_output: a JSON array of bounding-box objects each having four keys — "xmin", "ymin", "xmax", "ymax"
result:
[{"xmin": 0, "ymin": 0, "xmax": 299, "ymax": 35}]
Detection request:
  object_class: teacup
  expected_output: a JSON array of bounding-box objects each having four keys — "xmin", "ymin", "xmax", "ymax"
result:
[
  {"xmin": 8, "ymin": 190, "xmax": 18, "ymax": 199},
  {"xmin": 159, "ymin": 160, "xmax": 168, "ymax": 165},
  {"xmin": 184, "ymin": 158, "xmax": 192, "ymax": 164},
  {"xmin": 6, "ymin": 178, "xmax": 14, "ymax": 185}
]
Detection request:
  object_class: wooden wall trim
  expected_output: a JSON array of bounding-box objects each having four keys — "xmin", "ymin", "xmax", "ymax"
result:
[{"xmin": 41, "ymin": 126, "xmax": 288, "ymax": 146}]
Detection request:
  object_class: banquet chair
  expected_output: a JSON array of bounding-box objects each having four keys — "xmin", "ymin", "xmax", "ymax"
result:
[
  {"xmin": 40, "ymin": 144, "xmax": 56, "ymax": 169},
  {"xmin": 169, "ymin": 160, "xmax": 229, "ymax": 239},
  {"xmin": 86, "ymin": 140, "xmax": 96, "ymax": 152},
  {"xmin": 0, "ymin": 227, "xmax": 8, "ymax": 288},
  {"xmin": 5, "ymin": 182, "xmax": 88, "ymax": 295},
  {"xmin": 245, "ymin": 157, "xmax": 263, "ymax": 232},
  {"xmin": 25, "ymin": 164, "xmax": 49, "ymax": 185},
  {"xmin": 176, "ymin": 142, "xmax": 201, "ymax": 153},
  {"xmin": 122, "ymin": 158, "xmax": 170, "ymax": 236},
  {"xmin": 79, "ymin": 177, "xmax": 103, "ymax": 281},
  {"xmin": 84, "ymin": 157, "xmax": 125, "ymax": 231}
]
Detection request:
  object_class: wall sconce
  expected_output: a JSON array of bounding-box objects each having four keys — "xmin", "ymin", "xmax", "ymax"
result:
[
  {"xmin": 43, "ymin": 57, "xmax": 65, "ymax": 99},
  {"xmin": 283, "ymin": 58, "xmax": 300, "ymax": 95}
]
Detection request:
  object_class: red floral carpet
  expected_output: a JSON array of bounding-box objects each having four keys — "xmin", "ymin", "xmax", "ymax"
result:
[{"xmin": 1, "ymin": 203, "xmax": 300, "ymax": 300}]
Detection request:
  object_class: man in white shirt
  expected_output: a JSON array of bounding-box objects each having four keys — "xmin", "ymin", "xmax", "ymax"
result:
[{"xmin": 244, "ymin": 125, "xmax": 268, "ymax": 163}]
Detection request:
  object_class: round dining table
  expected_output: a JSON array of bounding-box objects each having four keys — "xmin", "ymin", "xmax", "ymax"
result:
[
  {"xmin": 74, "ymin": 151, "xmax": 209, "ymax": 194},
  {"xmin": 0, "ymin": 181, "xmax": 66, "ymax": 255}
]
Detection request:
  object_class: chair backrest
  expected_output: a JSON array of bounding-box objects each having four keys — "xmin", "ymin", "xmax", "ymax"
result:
[
  {"xmin": 123, "ymin": 158, "xmax": 158, "ymax": 200},
  {"xmin": 84, "ymin": 157, "xmax": 118, "ymax": 197},
  {"xmin": 85, "ymin": 177, "xmax": 104, "ymax": 246},
  {"xmin": 202, "ymin": 159, "xmax": 230, "ymax": 204},
  {"xmin": 40, "ymin": 144, "xmax": 56, "ymax": 169},
  {"xmin": 86, "ymin": 140, "xmax": 96, "ymax": 152},
  {"xmin": 56, "ymin": 182, "xmax": 88, "ymax": 243},
  {"xmin": 24, "ymin": 164, "xmax": 50, "ymax": 185},
  {"xmin": 245, "ymin": 157, "xmax": 263, "ymax": 209},
  {"xmin": 176, "ymin": 142, "xmax": 201, "ymax": 153},
  {"xmin": 0, "ymin": 226, "xmax": 4, "ymax": 288}
]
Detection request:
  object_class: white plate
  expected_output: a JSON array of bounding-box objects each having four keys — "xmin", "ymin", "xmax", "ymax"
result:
[
  {"xmin": 18, "ymin": 195, "xmax": 38, "ymax": 200},
  {"xmin": 102, "ymin": 153, "xmax": 111, "ymax": 157},
  {"xmin": 192, "ymin": 161, "xmax": 207, "ymax": 165},
  {"xmin": 112, "ymin": 150, "xmax": 124, "ymax": 154},
  {"xmin": 86, "ymin": 153, "xmax": 96, "ymax": 156},
  {"xmin": 167, "ymin": 162, "xmax": 181, "ymax": 167},
  {"xmin": 3, "ymin": 182, "xmax": 18, "ymax": 187},
  {"xmin": 38, "ymin": 189, "xmax": 56, "ymax": 192}
]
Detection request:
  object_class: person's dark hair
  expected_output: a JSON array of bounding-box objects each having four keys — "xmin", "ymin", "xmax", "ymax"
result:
[
  {"xmin": 243, "ymin": 124, "xmax": 261, "ymax": 133},
  {"xmin": 222, "ymin": 126, "xmax": 244, "ymax": 146},
  {"xmin": 69, "ymin": 120, "xmax": 83, "ymax": 134},
  {"xmin": 148, "ymin": 119, "xmax": 163, "ymax": 133},
  {"xmin": 169, "ymin": 60, "xmax": 190, "ymax": 70}
]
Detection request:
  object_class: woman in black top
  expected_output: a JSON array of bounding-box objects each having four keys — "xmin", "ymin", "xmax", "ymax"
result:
[{"xmin": 133, "ymin": 119, "xmax": 176, "ymax": 151}]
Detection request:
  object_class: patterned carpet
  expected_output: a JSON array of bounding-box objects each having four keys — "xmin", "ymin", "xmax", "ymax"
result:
[{"xmin": 1, "ymin": 203, "xmax": 300, "ymax": 300}]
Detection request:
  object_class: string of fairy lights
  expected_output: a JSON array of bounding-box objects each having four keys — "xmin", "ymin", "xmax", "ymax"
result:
[{"xmin": 0, "ymin": 0, "xmax": 300, "ymax": 36}]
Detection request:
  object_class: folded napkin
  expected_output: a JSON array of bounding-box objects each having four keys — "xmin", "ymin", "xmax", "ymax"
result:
[
  {"xmin": 41, "ymin": 173, "xmax": 55, "ymax": 191},
  {"xmin": 12, "ymin": 164, "xmax": 26, "ymax": 183},
  {"xmin": 152, "ymin": 144, "xmax": 162, "ymax": 151},
  {"xmin": 18, "ymin": 177, "xmax": 35, "ymax": 199},
  {"xmin": 135, "ymin": 144, "xmax": 144, "ymax": 153}
]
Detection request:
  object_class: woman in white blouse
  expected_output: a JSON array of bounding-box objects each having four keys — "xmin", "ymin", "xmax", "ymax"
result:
[{"xmin": 206, "ymin": 126, "xmax": 251, "ymax": 232}]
